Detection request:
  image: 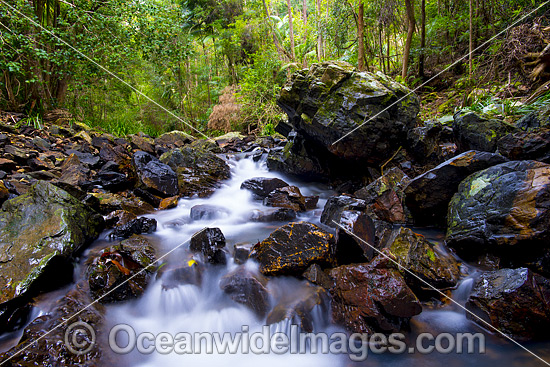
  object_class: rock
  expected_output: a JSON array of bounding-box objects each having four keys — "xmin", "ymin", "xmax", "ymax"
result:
[
  {"xmin": 453, "ymin": 111, "xmax": 516, "ymax": 152},
  {"xmin": 305, "ymin": 195, "xmax": 319, "ymax": 210},
  {"xmin": 0, "ymin": 181, "xmax": 104, "ymax": 327},
  {"xmin": 160, "ymin": 147, "xmax": 231, "ymax": 197},
  {"xmin": 264, "ymin": 185, "xmax": 307, "ymax": 212},
  {"xmin": 154, "ymin": 130, "xmax": 195, "ymax": 149},
  {"xmin": 190, "ymin": 204, "xmax": 230, "ymax": 220},
  {"xmin": 57, "ymin": 153, "xmax": 91, "ymax": 189},
  {"xmin": 90, "ymin": 192, "xmax": 155, "ymax": 216},
  {"xmin": 0, "ymin": 284, "xmax": 107, "ymax": 366},
  {"xmin": 104, "ymin": 210, "xmax": 137, "ymax": 228},
  {"xmin": 320, "ymin": 195, "xmax": 366, "ymax": 227},
  {"xmin": 240, "ymin": 177, "xmax": 289, "ymax": 199},
  {"xmin": 214, "ymin": 132, "xmax": 246, "ymax": 148},
  {"xmin": 95, "ymin": 162, "xmax": 128, "ymax": 192},
  {"xmin": 250, "ymin": 221, "xmax": 336, "ymax": 276},
  {"xmin": 303, "ymin": 264, "xmax": 334, "ymax": 290},
  {"xmin": 188, "ymin": 139, "xmax": 222, "ymax": 153},
  {"xmin": 249, "ymin": 208, "xmax": 297, "ymax": 222},
  {"xmin": 333, "ymin": 210, "xmax": 377, "ymax": 264},
  {"xmin": 497, "ymin": 127, "xmax": 550, "ymax": 163},
  {"xmin": 446, "ymin": 161, "xmax": 550, "ymax": 275},
  {"xmin": 130, "ymin": 134, "xmax": 155, "ymax": 154},
  {"xmin": 407, "ymin": 120, "xmax": 456, "ymax": 165},
  {"xmin": 65, "ymin": 149, "xmax": 101, "ymax": 167},
  {"xmin": 0, "ymin": 180, "xmax": 8, "ymax": 206},
  {"xmin": 87, "ymin": 235, "xmax": 156, "ymax": 303},
  {"xmin": 159, "ymin": 196, "xmax": 179, "ymax": 210},
  {"xmin": 515, "ymin": 105, "xmax": 550, "ymax": 131},
  {"xmin": 189, "ymin": 227, "xmax": 227, "ymax": 265},
  {"xmin": 219, "ymin": 266, "xmax": 270, "ymax": 317},
  {"xmin": 354, "ymin": 167, "xmax": 410, "ymax": 223},
  {"xmin": 0, "ymin": 158, "xmax": 16, "ymax": 172},
  {"xmin": 405, "ymin": 150, "xmax": 508, "ymax": 226},
  {"xmin": 233, "ymin": 243, "xmax": 253, "ymax": 264},
  {"xmin": 267, "ymin": 284, "xmax": 328, "ymax": 332},
  {"xmin": 111, "ymin": 217, "xmax": 157, "ymax": 238},
  {"xmin": 158, "ymin": 259, "xmax": 202, "ymax": 289},
  {"xmin": 329, "ymin": 256, "xmax": 422, "ymax": 333},
  {"xmin": 466, "ymin": 268, "xmax": 550, "ymax": 340},
  {"xmin": 133, "ymin": 187, "xmax": 163, "ymax": 208},
  {"xmin": 278, "ymin": 62, "xmax": 419, "ymax": 164},
  {"xmin": 133, "ymin": 151, "xmax": 178, "ymax": 197},
  {"xmin": 388, "ymin": 227, "xmax": 460, "ymax": 291}
]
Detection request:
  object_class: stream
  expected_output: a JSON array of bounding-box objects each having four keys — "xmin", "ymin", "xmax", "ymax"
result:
[{"xmin": 2, "ymin": 154, "xmax": 550, "ymax": 366}]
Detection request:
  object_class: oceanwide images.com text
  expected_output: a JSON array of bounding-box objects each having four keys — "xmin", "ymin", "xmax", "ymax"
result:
[{"xmin": 65, "ymin": 322, "xmax": 486, "ymax": 361}]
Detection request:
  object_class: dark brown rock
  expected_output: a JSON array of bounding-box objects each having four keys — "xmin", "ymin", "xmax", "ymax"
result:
[{"xmin": 220, "ymin": 266, "xmax": 270, "ymax": 317}]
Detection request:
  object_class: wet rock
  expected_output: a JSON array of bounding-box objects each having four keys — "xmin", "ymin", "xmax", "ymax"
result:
[
  {"xmin": 0, "ymin": 180, "xmax": 8, "ymax": 206},
  {"xmin": 190, "ymin": 204, "xmax": 230, "ymax": 221},
  {"xmin": 407, "ymin": 120, "xmax": 456, "ymax": 165},
  {"xmin": 95, "ymin": 161, "xmax": 128, "ymax": 192},
  {"xmin": 264, "ymin": 185, "xmax": 307, "ymax": 212},
  {"xmin": 405, "ymin": 150, "xmax": 508, "ymax": 226},
  {"xmin": 133, "ymin": 150, "xmax": 178, "ymax": 197},
  {"xmin": 250, "ymin": 221, "xmax": 336, "ymax": 276},
  {"xmin": 159, "ymin": 196, "xmax": 179, "ymax": 210},
  {"xmin": 233, "ymin": 243, "xmax": 253, "ymax": 265},
  {"xmin": 111, "ymin": 217, "xmax": 157, "ymax": 238},
  {"xmin": 188, "ymin": 139, "xmax": 222, "ymax": 153},
  {"xmin": 160, "ymin": 147, "xmax": 231, "ymax": 198},
  {"xmin": 320, "ymin": 195, "xmax": 366, "ymax": 227},
  {"xmin": 466, "ymin": 268, "xmax": 550, "ymax": 340},
  {"xmin": 515, "ymin": 105, "xmax": 550, "ymax": 130},
  {"xmin": 4, "ymin": 145, "xmax": 29, "ymax": 163},
  {"xmin": 354, "ymin": 167, "xmax": 410, "ymax": 223},
  {"xmin": 267, "ymin": 284, "xmax": 328, "ymax": 332},
  {"xmin": 388, "ymin": 227, "xmax": 460, "ymax": 291},
  {"xmin": 0, "ymin": 284, "xmax": 107, "ymax": 366},
  {"xmin": 220, "ymin": 266, "xmax": 270, "ymax": 317},
  {"xmin": 453, "ymin": 111, "xmax": 516, "ymax": 152},
  {"xmin": 104, "ymin": 210, "xmax": 137, "ymax": 228},
  {"xmin": 65, "ymin": 149, "xmax": 101, "ymax": 167},
  {"xmin": 0, "ymin": 158, "xmax": 16, "ymax": 171},
  {"xmin": 154, "ymin": 130, "xmax": 195, "ymax": 149},
  {"xmin": 57, "ymin": 153, "xmax": 91, "ymax": 189},
  {"xmin": 329, "ymin": 256, "xmax": 422, "ymax": 333},
  {"xmin": 303, "ymin": 264, "xmax": 334, "ymax": 290},
  {"xmin": 305, "ymin": 195, "xmax": 319, "ymax": 210},
  {"xmin": 189, "ymin": 227, "xmax": 227, "ymax": 265},
  {"xmin": 278, "ymin": 61, "xmax": 419, "ymax": 164},
  {"xmin": 133, "ymin": 187, "xmax": 163, "ymax": 208},
  {"xmin": 0, "ymin": 181, "xmax": 104, "ymax": 327},
  {"xmin": 158, "ymin": 259, "xmax": 203, "ymax": 289},
  {"xmin": 87, "ymin": 235, "xmax": 156, "ymax": 303},
  {"xmin": 249, "ymin": 208, "xmax": 297, "ymax": 222},
  {"xmin": 333, "ymin": 210, "xmax": 377, "ymax": 264},
  {"xmin": 130, "ymin": 134, "xmax": 155, "ymax": 154},
  {"xmin": 497, "ymin": 127, "xmax": 550, "ymax": 163},
  {"xmin": 90, "ymin": 192, "xmax": 155, "ymax": 216},
  {"xmin": 240, "ymin": 177, "xmax": 289, "ymax": 199},
  {"xmin": 446, "ymin": 161, "xmax": 550, "ymax": 275}
]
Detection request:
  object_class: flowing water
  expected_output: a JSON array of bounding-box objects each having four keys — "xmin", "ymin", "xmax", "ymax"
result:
[{"xmin": 2, "ymin": 154, "xmax": 550, "ymax": 366}]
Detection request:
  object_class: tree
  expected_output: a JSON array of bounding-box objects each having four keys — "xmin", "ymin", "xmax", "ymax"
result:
[
  {"xmin": 402, "ymin": 0, "xmax": 416, "ymax": 80},
  {"xmin": 357, "ymin": 1, "xmax": 366, "ymax": 71},
  {"xmin": 288, "ymin": 0, "xmax": 296, "ymax": 61}
]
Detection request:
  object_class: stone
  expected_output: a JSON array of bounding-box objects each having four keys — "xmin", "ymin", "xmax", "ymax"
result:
[
  {"xmin": 320, "ymin": 195, "xmax": 366, "ymax": 227},
  {"xmin": 190, "ymin": 204, "xmax": 230, "ymax": 221},
  {"xmin": 233, "ymin": 243, "xmax": 253, "ymax": 265},
  {"xmin": 250, "ymin": 221, "xmax": 336, "ymax": 276},
  {"xmin": 154, "ymin": 130, "xmax": 195, "ymax": 148},
  {"xmin": 189, "ymin": 227, "xmax": 227, "ymax": 265},
  {"xmin": 453, "ymin": 111, "xmax": 516, "ymax": 152},
  {"xmin": 302, "ymin": 264, "xmax": 334, "ymax": 290},
  {"xmin": 466, "ymin": 268, "xmax": 550, "ymax": 340},
  {"xmin": 104, "ymin": 210, "xmax": 137, "ymax": 228},
  {"xmin": 90, "ymin": 192, "xmax": 155, "ymax": 216},
  {"xmin": 405, "ymin": 150, "xmax": 508, "ymax": 226},
  {"xmin": 240, "ymin": 177, "xmax": 289, "ymax": 199},
  {"xmin": 87, "ymin": 235, "xmax": 156, "ymax": 303},
  {"xmin": 219, "ymin": 266, "xmax": 270, "ymax": 317},
  {"xmin": 333, "ymin": 210, "xmax": 377, "ymax": 264},
  {"xmin": 159, "ymin": 196, "xmax": 179, "ymax": 210},
  {"xmin": 497, "ymin": 127, "xmax": 550, "ymax": 163},
  {"xmin": 111, "ymin": 217, "xmax": 157, "ymax": 238},
  {"xmin": 133, "ymin": 151, "xmax": 178, "ymax": 197},
  {"xmin": 264, "ymin": 185, "xmax": 306, "ymax": 212},
  {"xmin": 158, "ymin": 259, "xmax": 203, "ymax": 289},
  {"xmin": 329, "ymin": 255, "xmax": 422, "ymax": 334},
  {"xmin": 249, "ymin": 208, "xmax": 297, "ymax": 223}
]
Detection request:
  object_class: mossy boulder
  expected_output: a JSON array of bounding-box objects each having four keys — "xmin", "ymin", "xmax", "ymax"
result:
[
  {"xmin": 447, "ymin": 161, "xmax": 550, "ymax": 275},
  {"xmin": 0, "ymin": 182, "xmax": 104, "ymax": 325},
  {"xmin": 160, "ymin": 147, "xmax": 230, "ymax": 198},
  {"xmin": 251, "ymin": 221, "xmax": 336, "ymax": 276},
  {"xmin": 453, "ymin": 111, "xmax": 516, "ymax": 152}
]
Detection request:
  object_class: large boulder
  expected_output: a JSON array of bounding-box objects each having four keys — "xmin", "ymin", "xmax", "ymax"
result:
[
  {"xmin": 320, "ymin": 195, "xmax": 367, "ymax": 227},
  {"xmin": 466, "ymin": 268, "xmax": 550, "ymax": 340},
  {"xmin": 453, "ymin": 111, "xmax": 516, "ymax": 152},
  {"xmin": 160, "ymin": 147, "xmax": 230, "ymax": 197},
  {"xmin": 447, "ymin": 161, "xmax": 550, "ymax": 275},
  {"xmin": 387, "ymin": 227, "xmax": 460, "ymax": 291},
  {"xmin": 497, "ymin": 127, "xmax": 550, "ymax": 163},
  {"xmin": 0, "ymin": 181, "xmax": 104, "ymax": 327},
  {"xmin": 189, "ymin": 227, "xmax": 227, "ymax": 265},
  {"xmin": 250, "ymin": 222, "xmax": 336, "ymax": 276},
  {"xmin": 264, "ymin": 186, "xmax": 307, "ymax": 212},
  {"xmin": 87, "ymin": 235, "xmax": 156, "ymax": 303},
  {"xmin": 219, "ymin": 266, "xmax": 270, "ymax": 317},
  {"xmin": 132, "ymin": 151, "xmax": 178, "ymax": 197},
  {"xmin": 278, "ymin": 61, "xmax": 419, "ymax": 164},
  {"xmin": 405, "ymin": 150, "xmax": 508, "ymax": 226},
  {"xmin": 329, "ymin": 253, "xmax": 422, "ymax": 334},
  {"xmin": 240, "ymin": 177, "xmax": 289, "ymax": 199}
]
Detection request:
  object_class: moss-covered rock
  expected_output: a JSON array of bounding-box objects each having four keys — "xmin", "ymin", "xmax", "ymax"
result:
[
  {"xmin": 0, "ymin": 181, "xmax": 104, "ymax": 324},
  {"xmin": 453, "ymin": 111, "xmax": 516, "ymax": 152}
]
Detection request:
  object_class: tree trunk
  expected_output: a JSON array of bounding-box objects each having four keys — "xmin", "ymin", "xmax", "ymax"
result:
[
  {"xmin": 357, "ymin": 2, "xmax": 365, "ymax": 71},
  {"xmin": 419, "ymin": 0, "xmax": 426, "ymax": 77},
  {"xmin": 316, "ymin": 0, "xmax": 324, "ymax": 60},
  {"xmin": 262, "ymin": 0, "xmax": 287, "ymax": 60},
  {"xmin": 402, "ymin": 0, "xmax": 416, "ymax": 80},
  {"xmin": 469, "ymin": 0, "xmax": 473, "ymax": 76},
  {"xmin": 288, "ymin": 0, "xmax": 296, "ymax": 61}
]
